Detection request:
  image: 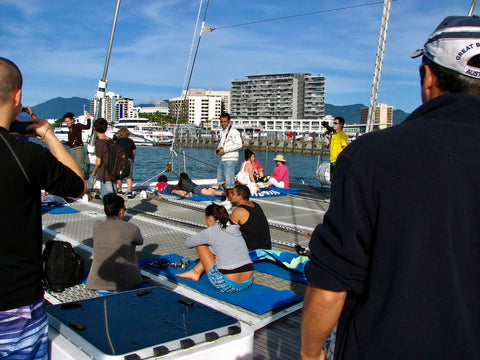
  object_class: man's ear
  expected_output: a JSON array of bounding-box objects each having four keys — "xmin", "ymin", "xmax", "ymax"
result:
[
  {"xmin": 421, "ymin": 64, "xmax": 442, "ymax": 102},
  {"xmin": 13, "ymin": 88, "xmax": 22, "ymax": 107}
]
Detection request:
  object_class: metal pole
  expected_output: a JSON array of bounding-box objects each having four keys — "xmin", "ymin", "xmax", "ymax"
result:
[
  {"xmin": 93, "ymin": 0, "xmax": 121, "ymax": 121},
  {"xmin": 469, "ymin": 0, "xmax": 478, "ymax": 16},
  {"xmin": 87, "ymin": 0, "xmax": 121, "ymax": 174}
]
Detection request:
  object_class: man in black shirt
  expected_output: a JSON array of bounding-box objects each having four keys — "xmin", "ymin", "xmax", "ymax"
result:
[
  {"xmin": 115, "ymin": 127, "xmax": 136, "ymax": 198},
  {"xmin": 0, "ymin": 57, "xmax": 85, "ymax": 358},
  {"xmin": 230, "ymin": 184, "xmax": 271, "ymax": 250}
]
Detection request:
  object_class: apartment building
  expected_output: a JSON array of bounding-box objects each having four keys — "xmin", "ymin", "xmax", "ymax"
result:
[
  {"xmin": 169, "ymin": 89, "xmax": 225, "ymax": 126},
  {"xmin": 90, "ymin": 92, "xmax": 135, "ymax": 123},
  {"xmin": 230, "ymin": 73, "xmax": 325, "ymax": 119}
]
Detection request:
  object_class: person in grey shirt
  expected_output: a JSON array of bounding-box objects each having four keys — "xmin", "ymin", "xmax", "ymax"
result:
[
  {"xmin": 86, "ymin": 193, "xmax": 144, "ymax": 291},
  {"xmin": 177, "ymin": 203, "xmax": 254, "ymax": 292}
]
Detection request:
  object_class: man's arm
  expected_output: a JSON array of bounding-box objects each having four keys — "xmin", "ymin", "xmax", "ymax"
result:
[
  {"xmin": 230, "ymin": 206, "xmax": 249, "ymax": 225},
  {"xmin": 91, "ymin": 157, "xmax": 102, "ymax": 176},
  {"xmin": 300, "ymin": 284, "xmax": 347, "ymax": 360},
  {"xmin": 79, "ymin": 116, "xmax": 91, "ymax": 130},
  {"xmin": 36, "ymin": 119, "xmax": 86, "ymax": 196}
]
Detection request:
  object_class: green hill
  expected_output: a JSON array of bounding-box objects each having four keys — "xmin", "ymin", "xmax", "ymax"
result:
[{"xmin": 31, "ymin": 97, "xmax": 90, "ymax": 119}]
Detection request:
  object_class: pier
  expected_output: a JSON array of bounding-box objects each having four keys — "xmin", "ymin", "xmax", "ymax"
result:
[{"xmin": 175, "ymin": 133, "xmax": 330, "ymax": 156}]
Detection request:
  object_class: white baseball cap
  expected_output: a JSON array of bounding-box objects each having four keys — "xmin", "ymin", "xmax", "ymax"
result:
[{"xmin": 412, "ymin": 16, "xmax": 480, "ymax": 78}]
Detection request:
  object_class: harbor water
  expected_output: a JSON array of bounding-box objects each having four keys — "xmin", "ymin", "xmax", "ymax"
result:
[{"xmin": 132, "ymin": 146, "xmax": 326, "ymax": 187}]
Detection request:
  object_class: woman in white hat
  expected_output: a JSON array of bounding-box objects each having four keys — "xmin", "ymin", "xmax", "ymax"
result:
[{"xmin": 266, "ymin": 154, "xmax": 290, "ymax": 189}]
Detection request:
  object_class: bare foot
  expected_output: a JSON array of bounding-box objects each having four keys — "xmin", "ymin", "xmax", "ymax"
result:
[{"xmin": 176, "ymin": 268, "xmax": 200, "ymax": 281}]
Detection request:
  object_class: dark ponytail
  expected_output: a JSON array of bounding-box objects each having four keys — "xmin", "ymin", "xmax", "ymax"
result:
[{"xmin": 205, "ymin": 203, "xmax": 230, "ymax": 228}]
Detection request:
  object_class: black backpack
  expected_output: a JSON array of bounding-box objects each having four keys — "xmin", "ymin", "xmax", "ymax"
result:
[
  {"xmin": 105, "ymin": 140, "xmax": 130, "ymax": 181},
  {"xmin": 42, "ymin": 240, "xmax": 85, "ymax": 292}
]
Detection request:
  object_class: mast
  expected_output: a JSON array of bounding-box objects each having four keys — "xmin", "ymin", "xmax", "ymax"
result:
[
  {"xmin": 365, "ymin": 0, "xmax": 392, "ymax": 133},
  {"xmin": 86, "ymin": 0, "xmax": 121, "ymax": 169},
  {"xmin": 469, "ymin": 0, "xmax": 478, "ymax": 16}
]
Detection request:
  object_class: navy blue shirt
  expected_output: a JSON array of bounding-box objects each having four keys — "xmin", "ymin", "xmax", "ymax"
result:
[{"xmin": 306, "ymin": 94, "xmax": 480, "ymax": 359}]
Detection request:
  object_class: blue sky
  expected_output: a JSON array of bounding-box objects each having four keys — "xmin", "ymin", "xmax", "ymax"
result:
[{"xmin": 0, "ymin": 0, "xmax": 476, "ymax": 114}]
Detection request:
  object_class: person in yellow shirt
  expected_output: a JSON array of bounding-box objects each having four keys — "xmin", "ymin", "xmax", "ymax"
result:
[{"xmin": 326, "ymin": 116, "xmax": 348, "ymax": 179}]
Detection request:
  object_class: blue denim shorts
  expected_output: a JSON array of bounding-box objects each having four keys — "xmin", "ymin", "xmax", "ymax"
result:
[
  {"xmin": 217, "ymin": 160, "xmax": 237, "ymax": 189},
  {"xmin": 207, "ymin": 264, "xmax": 254, "ymax": 293}
]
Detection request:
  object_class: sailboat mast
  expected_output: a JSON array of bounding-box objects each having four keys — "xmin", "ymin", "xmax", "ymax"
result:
[
  {"xmin": 469, "ymin": 0, "xmax": 478, "ymax": 16},
  {"xmin": 87, "ymin": 0, "xmax": 121, "ymax": 174},
  {"xmin": 93, "ymin": 0, "xmax": 122, "ymax": 122},
  {"xmin": 365, "ymin": 0, "xmax": 392, "ymax": 133}
]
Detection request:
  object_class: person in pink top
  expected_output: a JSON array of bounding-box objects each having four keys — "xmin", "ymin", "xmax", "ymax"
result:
[{"xmin": 266, "ymin": 154, "xmax": 289, "ymax": 189}]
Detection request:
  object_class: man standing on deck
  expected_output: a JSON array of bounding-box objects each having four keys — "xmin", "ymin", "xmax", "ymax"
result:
[
  {"xmin": 0, "ymin": 57, "xmax": 86, "ymax": 358},
  {"xmin": 91, "ymin": 117, "xmax": 116, "ymax": 198},
  {"xmin": 215, "ymin": 112, "xmax": 242, "ymax": 211},
  {"xmin": 63, "ymin": 111, "xmax": 91, "ymax": 179},
  {"xmin": 230, "ymin": 184, "xmax": 271, "ymax": 250},
  {"xmin": 301, "ymin": 16, "xmax": 480, "ymax": 359},
  {"xmin": 326, "ymin": 116, "xmax": 347, "ymax": 179}
]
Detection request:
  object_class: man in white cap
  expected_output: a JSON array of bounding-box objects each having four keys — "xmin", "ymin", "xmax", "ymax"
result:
[{"xmin": 301, "ymin": 16, "xmax": 480, "ymax": 359}]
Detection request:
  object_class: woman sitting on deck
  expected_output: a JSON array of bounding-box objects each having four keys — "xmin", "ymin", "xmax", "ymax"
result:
[
  {"xmin": 177, "ymin": 203, "xmax": 254, "ymax": 293},
  {"xmin": 266, "ymin": 154, "xmax": 290, "ymax": 189},
  {"xmin": 236, "ymin": 149, "xmax": 259, "ymax": 194},
  {"xmin": 177, "ymin": 172, "xmax": 225, "ymax": 197}
]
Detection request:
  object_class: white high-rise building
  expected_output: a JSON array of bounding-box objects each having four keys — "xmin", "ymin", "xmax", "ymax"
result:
[
  {"xmin": 90, "ymin": 92, "xmax": 135, "ymax": 123},
  {"xmin": 169, "ymin": 89, "xmax": 225, "ymax": 126}
]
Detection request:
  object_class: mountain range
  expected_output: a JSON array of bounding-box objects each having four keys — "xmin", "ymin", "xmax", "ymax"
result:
[{"xmin": 30, "ymin": 97, "xmax": 410, "ymax": 125}]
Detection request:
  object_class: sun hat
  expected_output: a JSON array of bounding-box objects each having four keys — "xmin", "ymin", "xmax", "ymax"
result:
[
  {"xmin": 273, "ymin": 154, "xmax": 286, "ymax": 163},
  {"xmin": 412, "ymin": 15, "xmax": 480, "ymax": 78}
]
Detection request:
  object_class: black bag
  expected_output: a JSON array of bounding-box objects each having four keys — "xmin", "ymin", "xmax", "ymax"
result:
[
  {"xmin": 42, "ymin": 240, "xmax": 85, "ymax": 292},
  {"xmin": 105, "ymin": 140, "xmax": 131, "ymax": 181}
]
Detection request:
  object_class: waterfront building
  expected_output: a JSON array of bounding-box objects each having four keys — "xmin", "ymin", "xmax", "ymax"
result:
[
  {"xmin": 91, "ymin": 91, "xmax": 135, "ymax": 123},
  {"xmin": 169, "ymin": 89, "xmax": 224, "ymax": 126},
  {"xmin": 204, "ymin": 90, "xmax": 231, "ymax": 113},
  {"xmin": 138, "ymin": 103, "xmax": 170, "ymax": 115},
  {"xmin": 230, "ymin": 73, "xmax": 326, "ymax": 119},
  {"xmin": 360, "ymin": 103, "xmax": 393, "ymax": 130}
]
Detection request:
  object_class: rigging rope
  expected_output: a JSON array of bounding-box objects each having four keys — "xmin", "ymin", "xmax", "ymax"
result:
[
  {"xmin": 162, "ymin": 0, "xmax": 211, "ymax": 181},
  {"xmin": 210, "ymin": 1, "xmax": 398, "ymax": 31}
]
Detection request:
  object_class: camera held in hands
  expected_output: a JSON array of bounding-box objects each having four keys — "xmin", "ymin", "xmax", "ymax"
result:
[
  {"xmin": 321, "ymin": 121, "xmax": 334, "ymax": 135},
  {"xmin": 10, "ymin": 121, "xmax": 34, "ymax": 134},
  {"xmin": 215, "ymin": 148, "xmax": 223, "ymax": 154}
]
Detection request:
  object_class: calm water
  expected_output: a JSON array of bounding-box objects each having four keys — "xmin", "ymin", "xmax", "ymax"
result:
[{"xmin": 133, "ymin": 146, "xmax": 326, "ymax": 186}]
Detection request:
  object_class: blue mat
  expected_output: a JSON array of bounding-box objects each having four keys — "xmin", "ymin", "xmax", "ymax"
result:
[
  {"xmin": 41, "ymin": 204, "xmax": 79, "ymax": 214},
  {"xmin": 253, "ymin": 261, "xmax": 307, "ymax": 284},
  {"xmin": 139, "ymin": 254, "xmax": 303, "ymax": 315}
]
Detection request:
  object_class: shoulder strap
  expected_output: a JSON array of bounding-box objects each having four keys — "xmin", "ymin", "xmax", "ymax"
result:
[
  {"xmin": 220, "ymin": 124, "xmax": 232, "ymax": 148},
  {"xmin": 0, "ymin": 132, "xmax": 31, "ymax": 184}
]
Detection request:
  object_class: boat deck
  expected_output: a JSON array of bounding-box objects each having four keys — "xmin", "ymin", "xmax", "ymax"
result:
[{"xmin": 41, "ymin": 187, "xmax": 330, "ymax": 359}]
